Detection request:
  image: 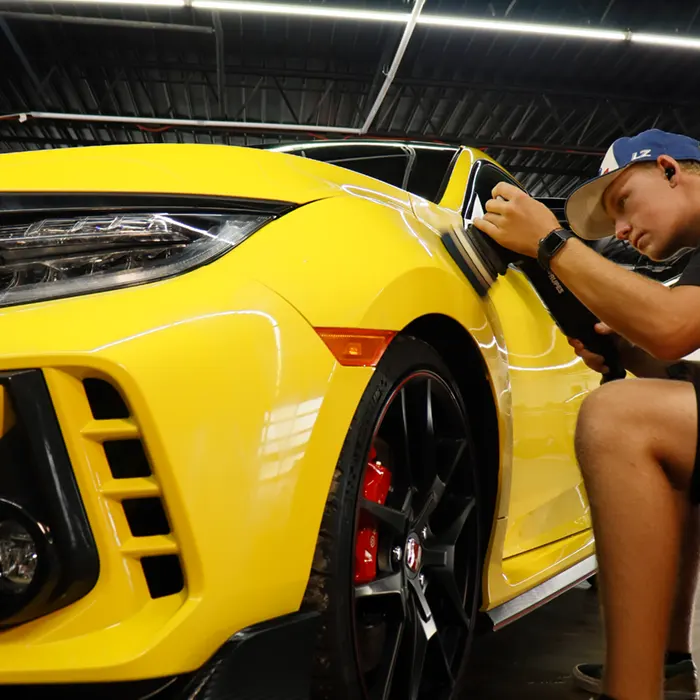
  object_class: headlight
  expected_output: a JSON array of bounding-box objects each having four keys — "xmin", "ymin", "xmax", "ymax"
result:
[{"xmin": 0, "ymin": 212, "xmax": 272, "ymax": 307}]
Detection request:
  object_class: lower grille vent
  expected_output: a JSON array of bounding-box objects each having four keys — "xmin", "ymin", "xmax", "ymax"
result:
[
  {"xmin": 80, "ymin": 375, "xmax": 185, "ymax": 600},
  {"xmin": 141, "ymin": 555, "xmax": 184, "ymax": 599},
  {"xmin": 104, "ymin": 440, "xmax": 151, "ymax": 479},
  {"xmin": 123, "ymin": 498, "xmax": 170, "ymax": 537},
  {"xmin": 83, "ymin": 378, "xmax": 129, "ymax": 419}
]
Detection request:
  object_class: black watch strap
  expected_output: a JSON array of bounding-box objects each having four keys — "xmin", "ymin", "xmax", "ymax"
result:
[{"xmin": 537, "ymin": 228, "xmax": 574, "ymax": 271}]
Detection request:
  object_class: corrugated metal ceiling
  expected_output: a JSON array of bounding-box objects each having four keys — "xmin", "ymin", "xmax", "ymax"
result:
[{"xmin": 1, "ymin": 0, "xmax": 700, "ymax": 196}]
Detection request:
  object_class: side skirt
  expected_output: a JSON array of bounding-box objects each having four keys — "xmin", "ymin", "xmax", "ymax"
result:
[{"xmin": 485, "ymin": 554, "xmax": 597, "ymax": 632}]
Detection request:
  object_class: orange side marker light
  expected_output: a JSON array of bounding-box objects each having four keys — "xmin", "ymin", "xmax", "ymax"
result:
[{"xmin": 315, "ymin": 328, "xmax": 397, "ymax": 367}]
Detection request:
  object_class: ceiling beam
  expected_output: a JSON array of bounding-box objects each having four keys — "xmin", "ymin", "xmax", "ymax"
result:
[
  {"xmin": 360, "ymin": 0, "xmax": 425, "ymax": 133},
  {"xmin": 0, "ymin": 11, "xmax": 214, "ymax": 34},
  {"xmin": 29, "ymin": 57, "xmax": 700, "ymax": 109},
  {"xmin": 0, "ymin": 112, "xmax": 608, "ymax": 155}
]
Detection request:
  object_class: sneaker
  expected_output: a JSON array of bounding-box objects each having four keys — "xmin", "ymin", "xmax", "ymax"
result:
[{"xmin": 572, "ymin": 660, "xmax": 700, "ymax": 699}]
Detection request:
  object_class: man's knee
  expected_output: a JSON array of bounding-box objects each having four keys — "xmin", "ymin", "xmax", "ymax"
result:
[{"xmin": 575, "ymin": 381, "xmax": 637, "ymax": 465}]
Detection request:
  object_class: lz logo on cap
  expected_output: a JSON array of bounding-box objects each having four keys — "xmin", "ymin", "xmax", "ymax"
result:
[{"xmin": 631, "ymin": 149, "xmax": 652, "ymax": 160}]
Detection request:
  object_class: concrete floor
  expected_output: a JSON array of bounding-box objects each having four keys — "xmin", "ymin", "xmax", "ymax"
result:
[{"xmin": 461, "ymin": 580, "xmax": 700, "ymax": 698}]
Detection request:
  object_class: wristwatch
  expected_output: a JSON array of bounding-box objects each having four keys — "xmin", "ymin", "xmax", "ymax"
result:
[{"xmin": 537, "ymin": 228, "xmax": 575, "ymax": 271}]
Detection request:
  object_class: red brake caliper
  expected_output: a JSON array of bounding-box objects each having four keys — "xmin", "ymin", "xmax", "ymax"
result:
[{"xmin": 354, "ymin": 444, "xmax": 393, "ymax": 584}]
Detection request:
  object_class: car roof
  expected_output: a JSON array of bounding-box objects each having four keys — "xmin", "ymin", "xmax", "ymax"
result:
[{"xmin": 264, "ymin": 139, "xmax": 460, "ymax": 153}]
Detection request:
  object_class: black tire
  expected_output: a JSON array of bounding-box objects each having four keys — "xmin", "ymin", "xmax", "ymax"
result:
[{"xmin": 304, "ymin": 335, "xmax": 483, "ymax": 700}]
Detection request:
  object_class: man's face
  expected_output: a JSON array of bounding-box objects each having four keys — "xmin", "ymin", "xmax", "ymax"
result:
[{"xmin": 602, "ymin": 162, "xmax": 689, "ymax": 261}]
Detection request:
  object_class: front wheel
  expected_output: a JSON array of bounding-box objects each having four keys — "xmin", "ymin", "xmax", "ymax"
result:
[{"xmin": 305, "ymin": 336, "xmax": 483, "ymax": 700}]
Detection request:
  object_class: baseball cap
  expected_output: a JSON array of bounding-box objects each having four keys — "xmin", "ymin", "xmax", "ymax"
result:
[{"xmin": 565, "ymin": 129, "xmax": 700, "ymax": 240}]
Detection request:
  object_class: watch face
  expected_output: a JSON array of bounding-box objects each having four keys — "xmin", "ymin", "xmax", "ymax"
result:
[
  {"xmin": 545, "ymin": 230, "xmax": 564, "ymax": 252},
  {"xmin": 538, "ymin": 229, "xmax": 570, "ymax": 270}
]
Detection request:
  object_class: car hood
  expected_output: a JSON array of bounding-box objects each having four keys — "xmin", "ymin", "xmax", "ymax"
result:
[{"xmin": 0, "ymin": 143, "xmax": 415, "ymax": 209}]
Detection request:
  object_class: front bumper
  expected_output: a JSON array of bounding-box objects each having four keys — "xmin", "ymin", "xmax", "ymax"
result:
[
  {"xmin": 0, "ymin": 256, "xmax": 371, "ymax": 682},
  {"xmin": 2, "ymin": 611, "xmax": 320, "ymax": 699}
]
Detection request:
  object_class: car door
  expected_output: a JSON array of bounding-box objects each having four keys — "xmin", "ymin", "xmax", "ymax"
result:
[{"xmin": 463, "ymin": 160, "xmax": 599, "ymax": 558}]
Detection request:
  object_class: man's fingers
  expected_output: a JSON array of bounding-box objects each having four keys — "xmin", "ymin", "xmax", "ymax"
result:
[
  {"xmin": 482, "ymin": 212, "xmax": 502, "ymax": 226},
  {"xmin": 484, "ymin": 198, "xmax": 508, "ymax": 215},
  {"xmin": 594, "ymin": 322, "xmax": 613, "ymax": 335},
  {"xmin": 472, "ymin": 217, "xmax": 499, "ymax": 237},
  {"xmin": 491, "ymin": 181, "xmax": 523, "ymax": 200}
]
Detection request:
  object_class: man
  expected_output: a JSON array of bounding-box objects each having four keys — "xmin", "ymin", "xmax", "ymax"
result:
[{"xmin": 472, "ymin": 129, "xmax": 700, "ymax": 700}]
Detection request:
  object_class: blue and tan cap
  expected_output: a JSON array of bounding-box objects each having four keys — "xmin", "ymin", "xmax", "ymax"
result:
[{"xmin": 565, "ymin": 128, "xmax": 700, "ymax": 240}]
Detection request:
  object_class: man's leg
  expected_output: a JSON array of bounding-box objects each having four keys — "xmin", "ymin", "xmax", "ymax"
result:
[
  {"xmin": 668, "ymin": 504, "xmax": 700, "ymax": 655},
  {"xmin": 575, "ymin": 378, "xmax": 698, "ymax": 700},
  {"xmin": 573, "ymin": 502, "xmax": 700, "ymax": 696}
]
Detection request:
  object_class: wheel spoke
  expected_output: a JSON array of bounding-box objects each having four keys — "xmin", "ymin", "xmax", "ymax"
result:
[
  {"xmin": 443, "ymin": 496, "xmax": 476, "ymax": 546},
  {"xmin": 431, "ymin": 565, "xmax": 470, "ymax": 628},
  {"xmin": 399, "ymin": 388, "xmax": 417, "ymax": 484},
  {"xmin": 423, "ymin": 379, "xmax": 437, "ymax": 479},
  {"xmin": 408, "ymin": 575, "xmax": 434, "ymax": 624},
  {"xmin": 400, "ymin": 380, "xmax": 438, "ymax": 487},
  {"xmin": 439, "ymin": 437, "xmax": 468, "ymax": 485},
  {"xmin": 368, "ymin": 621, "xmax": 406, "ymax": 700},
  {"xmin": 421, "ymin": 544, "xmax": 447, "ymax": 568},
  {"xmin": 434, "ymin": 629, "xmax": 456, "ymax": 686},
  {"xmin": 361, "ymin": 498, "xmax": 409, "ymax": 534},
  {"xmin": 414, "ymin": 474, "xmax": 446, "ymax": 530},
  {"xmin": 407, "ymin": 600, "xmax": 435, "ymax": 700},
  {"xmin": 355, "ymin": 572, "xmax": 405, "ymax": 602}
]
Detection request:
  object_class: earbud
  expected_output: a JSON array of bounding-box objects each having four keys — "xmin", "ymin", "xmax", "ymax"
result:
[{"xmin": 665, "ymin": 166, "xmax": 676, "ymax": 181}]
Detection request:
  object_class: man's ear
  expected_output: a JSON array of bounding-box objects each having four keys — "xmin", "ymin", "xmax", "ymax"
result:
[{"xmin": 657, "ymin": 154, "xmax": 681, "ymax": 186}]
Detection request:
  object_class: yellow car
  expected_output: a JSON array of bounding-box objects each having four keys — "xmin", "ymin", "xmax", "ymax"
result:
[{"xmin": 0, "ymin": 138, "xmax": 635, "ymax": 699}]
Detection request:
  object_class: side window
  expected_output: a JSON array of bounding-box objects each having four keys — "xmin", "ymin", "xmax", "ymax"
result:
[
  {"xmin": 269, "ymin": 142, "xmax": 459, "ymax": 201},
  {"xmin": 406, "ymin": 146, "xmax": 460, "ymax": 202},
  {"xmin": 279, "ymin": 144, "xmax": 411, "ymax": 190}
]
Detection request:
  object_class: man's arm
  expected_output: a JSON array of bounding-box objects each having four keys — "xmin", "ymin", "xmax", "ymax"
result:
[
  {"xmin": 473, "ymin": 183, "xmax": 700, "ymax": 361},
  {"xmin": 619, "ymin": 341, "xmax": 676, "ymax": 379},
  {"xmin": 550, "ymin": 238, "xmax": 700, "ymax": 360}
]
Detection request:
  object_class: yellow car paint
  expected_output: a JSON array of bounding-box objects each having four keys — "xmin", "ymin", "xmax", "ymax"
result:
[{"xmin": 0, "ymin": 142, "xmax": 597, "ymax": 681}]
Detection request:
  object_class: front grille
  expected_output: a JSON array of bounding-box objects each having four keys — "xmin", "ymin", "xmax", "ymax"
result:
[{"xmin": 79, "ymin": 376, "xmax": 184, "ymax": 600}]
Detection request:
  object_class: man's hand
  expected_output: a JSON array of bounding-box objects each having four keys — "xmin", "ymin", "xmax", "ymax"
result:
[
  {"xmin": 568, "ymin": 323, "xmax": 619, "ymax": 376},
  {"xmin": 472, "ymin": 182, "xmax": 561, "ymax": 258},
  {"xmin": 569, "ymin": 322, "xmax": 674, "ymax": 379}
]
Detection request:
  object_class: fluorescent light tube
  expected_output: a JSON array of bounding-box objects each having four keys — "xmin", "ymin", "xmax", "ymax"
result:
[
  {"xmin": 192, "ymin": 1, "xmax": 626, "ymax": 41},
  {"xmin": 31, "ymin": 0, "xmax": 186, "ymax": 5},
  {"xmin": 632, "ymin": 32, "xmax": 700, "ymax": 50},
  {"xmin": 418, "ymin": 15, "xmax": 626, "ymax": 41},
  {"xmin": 28, "ymin": 0, "xmax": 700, "ymax": 52},
  {"xmin": 192, "ymin": 0, "xmax": 408, "ymax": 22}
]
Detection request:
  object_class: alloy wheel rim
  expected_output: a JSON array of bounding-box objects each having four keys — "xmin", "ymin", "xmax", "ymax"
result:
[{"xmin": 351, "ymin": 370, "xmax": 480, "ymax": 700}]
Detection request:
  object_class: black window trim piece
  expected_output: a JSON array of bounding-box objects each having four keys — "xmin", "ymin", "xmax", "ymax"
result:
[{"xmin": 421, "ymin": 145, "xmax": 463, "ymax": 205}]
